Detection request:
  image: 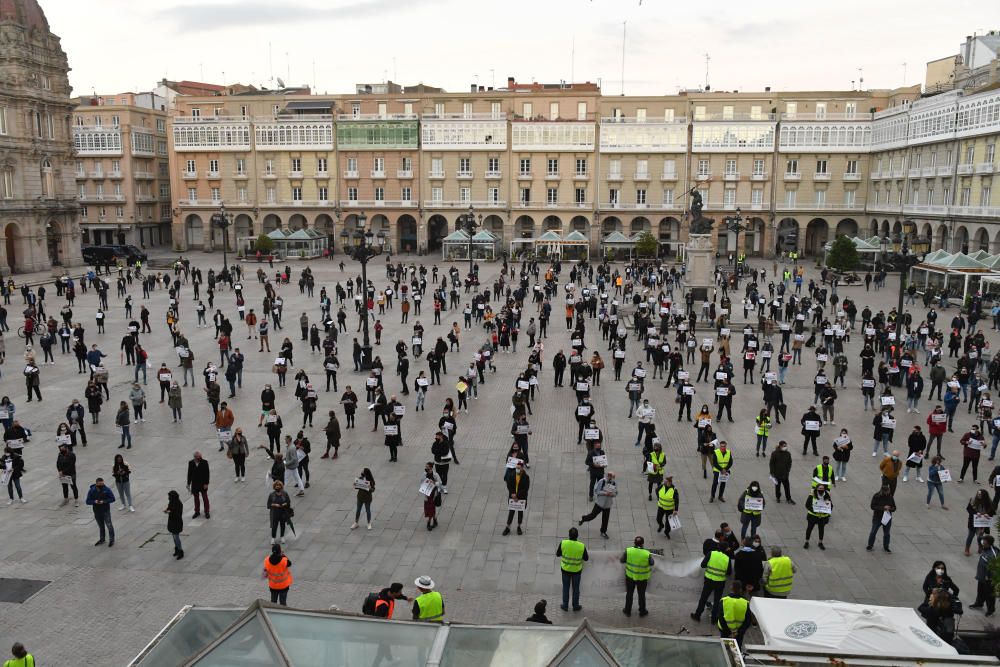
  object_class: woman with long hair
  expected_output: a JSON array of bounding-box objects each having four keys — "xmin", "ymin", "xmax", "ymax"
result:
[
  {"xmin": 164, "ymin": 490, "xmax": 183, "ymax": 559},
  {"xmin": 965, "ymin": 489, "xmax": 993, "ymax": 556},
  {"xmin": 352, "ymin": 468, "xmax": 376, "ymax": 530}
]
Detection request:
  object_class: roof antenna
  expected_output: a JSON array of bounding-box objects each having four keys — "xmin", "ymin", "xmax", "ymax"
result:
[
  {"xmin": 704, "ymin": 53, "xmax": 711, "ymax": 91},
  {"xmin": 620, "ymin": 22, "xmax": 626, "ymax": 96}
]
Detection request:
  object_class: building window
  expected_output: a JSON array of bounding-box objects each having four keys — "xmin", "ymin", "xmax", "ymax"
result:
[
  {"xmin": 317, "ymin": 157, "xmax": 328, "ymax": 173},
  {"xmin": 433, "ymin": 102, "xmax": 444, "ymax": 116},
  {"xmin": 111, "ymin": 159, "xmax": 120, "ymax": 173},
  {"xmin": 291, "ymin": 158, "xmax": 302, "ymax": 173},
  {"xmin": 752, "ymin": 159, "xmax": 765, "ymax": 176},
  {"xmin": 236, "ymin": 158, "xmax": 245, "ymax": 175},
  {"xmin": 373, "ymin": 156, "xmax": 384, "ymax": 174},
  {"xmin": 723, "ymin": 188, "xmax": 735, "ymax": 207},
  {"xmin": 815, "ymin": 190, "xmax": 826, "ymax": 206},
  {"xmin": 815, "ymin": 103, "xmax": 826, "ymax": 119},
  {"xmin": 609, "ymin": 159, "xmax": 621, "ymax": 177},
  {"xmin": 636, "ymin": 188, "xmax": 647, "ymax": 205},
  {"xmin": 347, "ymin": 157, "xmax": 358, "ymax": 173},
  {"xmin": 722, "ymin": 106, "xmax": 734, "ymax": 120},
  {"xmin": 663, "ymin": 189, "xmax": 674, "ymax": 206},
  {"xmin": 459, "ymin": 157, "xmax": 470, "ymax": 174},
  {"xmin": 401, "ymin": 187, "xmax": 411, "ymax": 201},
  {"xmin": 549, "ymin": 102, "xmax": 559, "ymax": 120},
  {"xmin": 693, "ymin": 106, "xmax": 706, "ymax": 120},
  {"xmin": 751, "ymin": 189, "xmax": 763, "ymax": 207},
  {"xmin": 374, "ymin": 187, "xmax": 384, "ymax": 202},
  {"xmin": 401, "ymin": 157, "xmax": 411, "ymax": 172},
  {"xmin": 845, "ymin": 159, "xmax": 858, "ymax": 175},
  {"xmin": 750, "ymin": 106, "xmax": 762, "ymax": 120},
  {"xmin": 575, "ymin": 187, "xmax": 586, "ymax": 204},
  {"xmin": 844, "ymin": 190, "xmax": 856, "ymax": 207},
  {"xmin": 785, "ymin": 102, "xmax": 796, "ymax": 119},
  {"xmin": 927, "ymin": 188, "xmax": 935, "ymax": 205},
  {"xmin": 187, "ymin": 187, "xmax": 197, "ymax": 201},
  {"xmin": 519, "ymin": 158, "xmax": 531, "ymax": 175},
  {"xmin": 348, "ymin": 187, "xmax": 358, "ymax": 201},
  {"xmin": 522, "ymin": 102, "xmax": 532, "ymax": 118},
  {"xmin": 663, "ymin": 159, "xmax": 676, "ymax": 177},
  {"xmin": 487, "ymin": 157, "xmax": 499, "ymax": 174},
  {"xmin": 785, "ymin": 189, "xmax": 796, "ymax": 206},
  {"xmin": 265, "ymin": 159, "xmax": 275, "ymax": 175},
  {"xmin": 520, "ymin": 187, "xmax": 530, "ymax": 204},
  {"xmin": 266, "ymin": 187, "xmax": 276, "ymax": 202},
  {"xmin": 965, "ymin": 146, "xmax": 975, "ymax": 164},
  {"xmin": 961, "ymin": 187, "xmax": 971, "ymax": 206},
  {"xmin": 815, "ymin": 159, "xmax": 828, "ymax": 175},
  {"xmin": 431, "ymin": 157, "xmax": 443, "ymax": 176},
  {"xmin": 211, "ymin": 187, "xmax": 221, "ymax": 202},
  {"xmin": 636, "ymin": 108, "xmax": 647, "ymax": 122},
  {"xmin": 2, "ymin": 167, "xmax": 13, "ymax": 199},
  {"xmin": 608, "ymin": 188, "xmax": 619, "ymax": 205},
  {"xmin": 636, "ymin": 159, "xmax": 648, "ymax": 177},
  {"xmin": 845, "ymin": 102, "xmax": 857, "ymax": 118},
  {"xmin": 404, "ymin": 103, "xmax": 413, "ymax": 115},
  {"xmin": 944, "ymin": 186, "xmax": 952, "ymax": 204},
  {"xmin": 546, "ymin": 187, "xmax": 558, "ymax": 204},
  {"xmin": 982, "ymin": 186, "xmax": 992, "ymax": 206},
  {"xmin": 238, "ymin": 187, "xmax": 247, "ymax": 202},
  {"xmin": 80, "ymin": 206, "xmax": 87, "ymax": 218},
  {"xmin": 575, "ymin": 158, "xmax": 587, "ymax": 175},
  {"xmin": 786, "ymin": 159, "xmax": 798, "ymax": 174},
  {"xmin": 116, "ymin": 206, "xmax": 125, "ymax": 218},
  {"xmin": 186, "ymin": 159, "xmax": 196, "ymax": 174},
  {"xmin": 290, "ymin": 186, "xmax": 301, "ymax": 201},
  {"xmin": 488, "ymin": 187, "xmax": 500, "ymax": 203},
  {"xmin": 318, "ymin": 186, "xmax": 328, "ymax": 201},
  {"xmin": 546, "ymin": 158, "xmax": 559, "ymax": 175},
  {"xmin": 431, "ymin": 187, "xmax": 442, "ymax": 202},
  {"xmin": 724, "ymin": 159, "xmax": 737, "ymax": 176},
  {"xmin": 697, "ymin": 159, "xmax": 710, "ymax": 176},
  {"xmin": 209, "ymin": 159, "xmax": 219, "ymax": 174},
  {"xmin": 987, "ymin": 144, "xmax": 996, "ymax": 164},
  {"xmin": 352, "ymin": 102, "xmax": 361, "ymax": 117},
  {"xmin": 462, "ymin": 102, "xmax": 473, "ymax": 118},
  {"xmin": 491, "ymin": 102, "xmax": 502, "ymax": 119}
]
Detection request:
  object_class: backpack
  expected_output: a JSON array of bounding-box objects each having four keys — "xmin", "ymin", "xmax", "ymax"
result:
[{"xmin": 362, "ymin": 591, "xmax": 380, "ymax": 616}]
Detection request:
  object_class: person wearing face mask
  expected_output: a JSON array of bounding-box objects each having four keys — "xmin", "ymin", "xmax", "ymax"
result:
[
  {"xmin": 960, "ymin": 425, "xmax": 985, "ymax": 483},
  {"xmin": 866, "ymin": 484, "xmax": 897, "ymax": 553},
  {"xmin": 733, "ymin": 536, "xmax": 766, "ymax": 594},
  {"xmin": 737, "ymin": 481, "xmax": 765, "ymax": 539},
  {"xmin": 831, "ymin": 430, "xmax": 853, "ymax": 481},
  {"xmin": 922, "ymin": 561, "xmax": 960, "ymax": 601},
  {"xmin": 903, "ymin": 426, "xmax": 927, "ymax": 483},
  {"xmin": 879, "ymin": 451, "xmax": 903, "ymax": 496},
  {"xmin": 710, "ymin": 441, "xmax": 733, "ymax": 503},
  {"xmin": 804, "ymin": 484, "xmax": 833, "ymax": 550},
  {"xmin": 655, "ymin": 475, "xmax": 679, "ymax": 538},
  {"xmin": 769, "ymin": 441, "xmax": 795, "ymax": 504}
]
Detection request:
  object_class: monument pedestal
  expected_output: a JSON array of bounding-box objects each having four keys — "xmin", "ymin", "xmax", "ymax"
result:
[{"xmin": 685, "ymin": 234, "xmax": 715, "ymax": 301}]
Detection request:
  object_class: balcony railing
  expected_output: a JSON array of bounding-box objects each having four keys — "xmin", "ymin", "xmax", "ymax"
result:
[
  {"xmin": 723, "ymin": 172, "xmax": 740, "ymax": 181},
  {"xmin": 74, "ymin": 170, "xmax": 86, "ymax": 179},
  {"xmin": 661, "ymin": 171, "xmax": 679, "ymax": 181},
  {"xmin": 891, "ymin": 169, "xmax": 905, "ymax": 178},
  {"xmin": 903, "ymin": 204, "xmax": 949, "ymax": 215},
  {"xmin": 207, "ymin": 170, "xmax": 221, "ymax": 179},
  {"xmin": 814, "ymin": 172, "xmax": 831, "ymax": 181},
  {"xmin": 783, "ymin": 172, "xmax": 801, "ymax": 181},
  {"xmin": 573, "ymin": 171, "xmax": 589, "ymax": 180},
  {"xmin": 397, "ymin": 169, "xmax": 413, "ymax": 178},
  {"xmin": 908, "ymin": 168, "xmax": 922, "ymax": 178},
  {"xmin": 456, "ymin": 170, "xmax": 474, "ymax": 179},
  {"xmin": 108, "ymin": 170, "xmax": 123, "ymax": 179},
  {"xmin": 336, "ymin": 113, "xmax": 418, "ymax": 120},
  {"xmin": 233, "ymin": 171, "xmax": 248, "ymax": 179},
  {"xmin": 337, "ymin": 199, "xmax": 418, "ymax": 208},
  {"xmin": 517, "ymin": 172, "xmax": 532, "ymax": 180},
  {"xmin": 921, "ymin": 167, "xmax": 936, "ymax": 177},
  {"xmin": 957, "ymin": 164, "xmax": 974, "ymax": 175},
  {"xmin": 263, "ymin": 171, "xmax": 277, "ymax": 179},
  {"xmin": 949, "ymin": 205, "xmax": 1000, "ymax": 217},
  {"xmin": 843, "ymin": 173, "xmax": 862, "ymax": 181},
  {"xmin": 421, "ymin": 112, "xmax": 505, "ymax": 120},
  {"xmin": 424, "ymin": 200, "xmax": 506, "ymax": 209},
  {"xmin": 695, "ymin": 112, "xmax": 777, "ymax": 121},
  {"xmin": 288, "ymin": 170, "xmax": 303, "ymax": 178},
  {"xmin": 132, "ymin": 171, "xmax": 153, "ymax": 179},
  {"xmin": 695, "ymin": 173, "xmax": 711, "ymax": 181},
  {"xmin": 976, "ymin": 162, "xmax": 995, "ymax": 174},
  {"xmin": 600, "ymin": 116, "xmax": 688, "ymax": 124},
  {"xmin": 634, "ymin": 171, "xmax": 651, "ymax": 181},
  {"xmin": 370, "ymin": 170, "xmax": 386, "ymax": 178},
  {"xmin": 937, "ymin": 165, "xmax": 954, "ymax": 176},
  {"xmin": 429, "ymin": 170, "xmax": 445, "ymax": 179},
  {"xmin": 780, "ymin": 112, "xmax": 872, "ymax": 121},
  {"xmin": 90, "ymin": 170, "xmax": 104, "ymax": 178},
  {"xmin": 750, "ymin": 172, "xmax": 767, "ymax": 181},
  {"xmin": 606, "ymin": 173, "xmax": 623, "ymax": 181},
  {"xmin": 778, "ymin": 202, "xmax": 862, "ymax": 211},
  {"xmin": 485, "ymin": 170, "xmax": 502, "ymax": 179},
  {"xmin": 343, "ymin": 170, "xmax": 359, "ymax": 179},
  {"xmin": 316, "ymin": 170, "xmax": 329, "ymax": 178},
  {"xmin": 870, "ymin": 170, "xmax": 881, "ymax": 179},
  {"xmin": 182, "ymin": 171, "xmax": 197, "ymax": 179},
  {"xmin": 545, "ymin": 172, "xmax": 560, "ymax": 180}
]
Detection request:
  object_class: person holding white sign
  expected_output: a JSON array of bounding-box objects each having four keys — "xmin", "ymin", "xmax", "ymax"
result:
[
  {"xmin": 351, "ymin": 468, "xmax": 376, "ymax": 530},
  {"xmin": 926, "ymin": 456, "xmax": 948, "ymax": 509},
  {"xmin": 799, "ymin": 406, "xmax": 823, "ymax": 456},
  {"xmin": 964, "ymin": 490, "xmax": 994, "ymax": 556},
  {"xmin": 872, "ymin": 407, "xmax": 896, "ymax": 457},
  {"xmin": 866, "ymin": 485, "xmax": 897, "ymax": 553},
  {"xmin": 710, "ymin": 441, "xmax": 733, "ymax": 503},
  {"xmin": 803, "ymin": 484, "xmax": 833, "ymax": 550},
  {"xmin": 960, "ymin": 425, "xmax": 985, "ymax": 483},
  {"xmin": 737, "ymin": 482, "xmax": 765, "ymax": 539},
  {"xmin": 903, "ymin": 426, "xmax": 927, "ymax": 482},
  {"xmin": 503, "ymin": 460, "xmax": 530, "ymax": 536}
]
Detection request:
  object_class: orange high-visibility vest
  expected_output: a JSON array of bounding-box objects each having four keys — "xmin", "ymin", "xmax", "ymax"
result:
[{"xmin": 264, "ymin": 556, "xmax": 293, "ymax": 589}]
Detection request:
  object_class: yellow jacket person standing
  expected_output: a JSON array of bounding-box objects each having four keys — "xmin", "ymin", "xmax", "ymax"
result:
[
  {"xmin": 556, "ymin": 527, "xmax": 588, "ymax": 612},
  {"xmin": 763, "ymin": 546, "xmax": 796, "ymax": 598},
  {"xmin": 620, "ymin": 535, "xmax": 653, "ymax": 617},
  {"xmin": 718, "ymin": 581, "xmax": 753, "ymax": 647}
]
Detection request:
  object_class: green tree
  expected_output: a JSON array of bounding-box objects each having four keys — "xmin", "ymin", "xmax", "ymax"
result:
[
  {"xmin": 254, "ymin": 234, "xmax": 274, "ymax": 253},
  {"xmin": 634, "ymin": 231, "xmax": 658, "ymax": 258},
  {"xmin": 825, "ymin": 235, "xmax": 859, "ymax": 272}
]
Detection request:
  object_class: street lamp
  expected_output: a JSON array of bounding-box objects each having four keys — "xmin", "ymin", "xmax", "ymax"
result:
[
  {"xmin": 723, "ymin": 207, "xmax": 747, "ymax": 287},
  {"xmin": 211, "ymin": 203, "xmax": 234, "ymax": 273},
  {"xmin": 339, "ymin": 212, "xmax": 384, "ymax": 370},
  {"xmin": 459, "ymin": 204, "xmax": 483, "ymax": 280},
  {"xmin": 880, "ymin": 223, "xmax": 929, "ymax": 320}
]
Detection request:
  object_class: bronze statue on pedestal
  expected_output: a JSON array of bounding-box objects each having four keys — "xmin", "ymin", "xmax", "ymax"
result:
[{"xmin": 686, "ymin": 187, "xmax": 715, "ymax": 235}]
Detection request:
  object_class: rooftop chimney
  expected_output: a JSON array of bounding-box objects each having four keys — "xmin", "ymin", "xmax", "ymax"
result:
[
  {"xmin": 507, "ymin": 76, "xmax": 515, "ymax": 87},
  {"xmin": 470, "ymin": 84, "xmax": 477, "ymax": 93}
]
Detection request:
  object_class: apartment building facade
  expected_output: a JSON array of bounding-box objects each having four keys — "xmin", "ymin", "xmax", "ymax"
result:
[
  {"xmin": 169, "ymin": 82, "xmax": 1000, "ymax": 260},
  {"xmin": 72, "ymin": 95, "xmax": 172, "ymax": 247}
]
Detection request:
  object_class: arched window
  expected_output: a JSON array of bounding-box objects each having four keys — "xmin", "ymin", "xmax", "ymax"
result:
[{"xmin": 40, "ymin": 158, "xmax": 53, "ymax": 198}]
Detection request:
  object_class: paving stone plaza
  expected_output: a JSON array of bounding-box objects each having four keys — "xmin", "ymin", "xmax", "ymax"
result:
[{"xmin": 0, "ymin": 253, "xmax": 995, "ymax": 664}]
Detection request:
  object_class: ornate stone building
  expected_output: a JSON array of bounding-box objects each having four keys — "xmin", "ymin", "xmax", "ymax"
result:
[{"xmin": 0, "ymin": 0, "xmax": 82, "ymax": 273}]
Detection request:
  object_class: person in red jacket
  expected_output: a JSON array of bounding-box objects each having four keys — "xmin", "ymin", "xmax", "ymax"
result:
[{"xmin": 926, "ymin": 405, "xmax": 948, "ymax": 458}]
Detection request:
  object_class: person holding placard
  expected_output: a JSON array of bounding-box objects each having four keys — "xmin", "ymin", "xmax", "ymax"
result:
[
  {"xmin": 431, "ymin": 430, "xmax": 455, "ymax": 493},
  {"xmin": 831, "ymin": 430, "xmax": 853, "ymax": 481},
  {"xmin": 944, "ymin": 385, "xmax": 961, "ymax": 432},
  {"xmin": 421, "ymin": 467, "xmax": 441, "ymax": 531},
  {"xmin": 872, "ymin": 408, "xmax": 896, "ymax": 457},
  {"xmin": 645, "ymin": 442, "xmax": 666, "ymax": 499},
  {"xmin": 754, "ymin": 410, "xmax": 771, "ymax": 457},
  {"xmin": 503, "ymin": 460, "xmax": 530, "ymax": 536},
  {"xmin": 55, "ymin": 444, "xmax": 78, "ymax": 507},
  {"xmin": 351, "ymin": 468, "xmax": 376, "ymax": 530},
  {"xmin": 866, "ymin": 484, "xmax": 896, "ymax": 553},
  {"xmin": 737, "ymin": 482, "xmax": 765, "ymax": 539},
  {"xmin": 715, "ymin": 379, "xmax": 735, "ymax": 422},
  {"xmin": 960, "ymin": 426, "xmax": 985, "ymax": 483},
  {"xmin": 710, "ymin": 441, "xmax": 733, "ymax": 503},
  {"xmin": 903, "ymin": 427, "xmax": 927, "ymax": 483},
  {"xmin": 575, "ymin": 399, "xmax": 595, "ymax": 445},
  {"xmin": 803, "ymin": 484, "xmax": 832, "ymax": 550},
  {"xmin": 965, "ymin": 490, "xmax": 994, "ymax": 556},
  {"xmin": 634, "ymin": 399, "xmax": 654, "ymax": 447},
  {"xmin": 800, "ymin": 406, "xmax": 823, "ymax": 456}
]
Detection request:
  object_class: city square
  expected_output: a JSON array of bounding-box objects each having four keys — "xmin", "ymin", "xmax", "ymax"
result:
[
  {"xmin": 0, "ymin": 251, "xmax": 995, "ymax": 663},
  {"xmin": 0, "ymin": 0, "xmax": 999, "ymax": 663}
]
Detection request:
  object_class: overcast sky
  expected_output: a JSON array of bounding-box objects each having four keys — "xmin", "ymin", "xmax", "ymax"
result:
[{"xmin": 46, "ymin": 0, "xmax": 1000, "ymax": 97}]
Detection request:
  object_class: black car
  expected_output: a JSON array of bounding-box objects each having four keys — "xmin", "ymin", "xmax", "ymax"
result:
[
  {"xmin": 112, "ymin": 245, "xmax": 147, "ymax": 263},
  {"xmin": 81, "ymin": 245, "xmax": 121, "ymax": 265}
]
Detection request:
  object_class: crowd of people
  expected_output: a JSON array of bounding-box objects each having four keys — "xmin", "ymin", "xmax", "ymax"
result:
[{"xmin": 2, "ymin": 250, "xmax": 997, "ymax": 658}]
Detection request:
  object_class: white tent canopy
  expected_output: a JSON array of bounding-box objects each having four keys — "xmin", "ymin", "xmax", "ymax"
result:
[{"xmin": 749, "ymin": 598, "xmax": 959, "ymax": 659}]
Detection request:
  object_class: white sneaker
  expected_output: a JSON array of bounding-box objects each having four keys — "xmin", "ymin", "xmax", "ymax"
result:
[
  {"xmin": 240, "ymin": 476, "xmax": 246, "ymax": 482},
  {"xmin": 367, "ymin": 523, "xmax": 372, "ymax": 530},
  {"xmin": 351, "ymin": 522, "xmax": 358, "ymax": 529},
  {"xmin": 118, "ymin": 504, "xmax": 126, "ymax": 511},
  {"xmin": 6, "ymin": 499, "xmax": 12, "ymax": 505},
  {"xmin": 20, "ymin": 498, "xmax": 26, "ymax": 503},
  {"xmin": 872, "ymin": 452, "xmax": 877, "ymax": 457},
  {"xmin": 906, "ymin": 408, "xmax": 912, "ymax": 413},
  {"xmin": 902, "ymin": 477, "xmax": 908, "ymax": 483},
  {"xmin": 841, "ymin": 476, "xmax": 847, "ymax": 481},
  {"xmin": 917, "ymin": 477, "xmax": 924, "ymax": 483},
  {"xmin": 141, "ymin": 418, "xmax": 146, "ymax": 422},
  {"xmin": 235, "ymin": 476, "xmax": 240, "ymax": 482},
  {"xmin": 442, "ymin": 486, "xmax": 448, "ymax": 494},
  {"xmin": 129, "ymin": 506, "xmax": 135, "ymax": 512},
  {"xmin": 280, "ymin": 536, "xmax": 286, "ymax": 544},
  {"xmin": 271, "ymin": 537, "xmax": 276, "ymax": 545},
  {"xmin": 913, "ymin": 409, "xmax": 920, "ymax": 414}
]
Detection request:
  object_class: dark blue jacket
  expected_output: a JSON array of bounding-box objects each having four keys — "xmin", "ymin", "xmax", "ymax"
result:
[{"xmin": 85, "ymin": 484, "xmax": 115, "ymax": 512}]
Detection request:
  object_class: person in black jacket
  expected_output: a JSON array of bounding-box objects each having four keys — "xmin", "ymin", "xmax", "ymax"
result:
[
  {"xmin": 186, "ymin": 452, "xmax": 211, "ymax": 519},
  {"xmin": 56, "ymin": 444, "xmax": 78, "ymax": 506},
  {"xmin": 504, "ymin": 461, "xmax": 530, "ymax": 535},
  {"xmin": 733, "ymin": 536, "xmax": 766, "ymax": 594},
  {"xmin": 922, "ymin": 561, "xmax": 960, "ymax": 601},
  {"xmin": 866, "ymin": 484, "xmax": 896, "ymax": 553},
  {"xmin": 553, "ymin": 351, "xmax": 567, "ymax": 387},
  {"xmin": 164, "ymin": 490, "xmax": 184, "ymax": 559}
]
